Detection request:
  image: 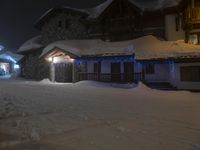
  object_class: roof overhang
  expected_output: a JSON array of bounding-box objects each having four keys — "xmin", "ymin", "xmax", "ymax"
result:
[
  {"xmin": 40, "ymin": 46, "xmax": 78, "ymax": 60},
  {"xmin": 137, "ymin": 56, "xmax": 200, "ymax": 63}
]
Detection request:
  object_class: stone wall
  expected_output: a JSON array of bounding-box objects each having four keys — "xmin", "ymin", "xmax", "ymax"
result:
[
  {"xmin": 23, "ymin": 50, "xmax": 50, "ymax": 80},
  {"xmin": 41, "ymin": 13, "xmax": 89, "ymax": 45}
]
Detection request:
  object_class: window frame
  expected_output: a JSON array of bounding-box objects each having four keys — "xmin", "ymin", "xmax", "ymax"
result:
[
  {"xmin": 144, "ymin": 63, "xmax": 155, "ymax": 75},
  {"xmin": 180, "ymin": 66, "xmax": 200, "ymax": 82},
  {"xmin": 58, "ymin": 21, "xmax": 62, "ymax": 28}
]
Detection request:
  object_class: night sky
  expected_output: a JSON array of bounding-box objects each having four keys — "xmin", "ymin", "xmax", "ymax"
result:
[{"xmin": 0, "ymin": 0, "xmax": 153, "ymax": 51}]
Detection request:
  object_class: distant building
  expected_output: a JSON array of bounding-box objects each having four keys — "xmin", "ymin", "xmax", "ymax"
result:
[
  {"xmin": 18, "ymin": 0, "xmax": 200, "ymax": 90},
  {"xmin": 0, "ymin": 50, "xmax": 23, "ymax": 77}
]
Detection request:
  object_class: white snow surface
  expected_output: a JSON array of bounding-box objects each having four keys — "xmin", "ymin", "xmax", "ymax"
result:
[
  {"xmin": 18, "ymin": 35, "xmax": 44, "ymax": 53},
  {"xmin": 41, "ymin": 35, "xmax": 200, "ymax": 60},
  {"xmin": 0, "ymin": 79, "xmax": 200, "ymax": 150}
]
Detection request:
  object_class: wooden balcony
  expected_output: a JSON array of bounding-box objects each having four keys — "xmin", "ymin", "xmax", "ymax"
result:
[
  {"xmin": 77, "ymin": 72, "xmax": 143, "ymax": 83},
  {"xmin": 184, "ymin": 7, "xmax": 200, "ymax": 25}
]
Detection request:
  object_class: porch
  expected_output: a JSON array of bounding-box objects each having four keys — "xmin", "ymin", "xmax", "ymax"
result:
[{"xmin": 77, "ymin": 72, "xmax": 143, "ymax": 83}]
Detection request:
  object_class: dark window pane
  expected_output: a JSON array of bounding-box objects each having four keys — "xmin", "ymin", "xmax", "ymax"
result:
[
  {"xmin": 65, "ymin": 20, "xmax": 70, "ymax": 29},
  {"xmin": 180, "ymin": 66, "xmax": 200, "ymax": 82},
  {"xmin": 58, "ymin": 21, "xmax": 62, "ymax": 28},
  {"xmin": 145, "ymin": 64, "xmax": 155, "ymax": 74}
]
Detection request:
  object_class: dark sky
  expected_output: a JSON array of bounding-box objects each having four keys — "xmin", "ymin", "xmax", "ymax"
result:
[{"xmin": 0, "ymin": 0, "xmax": 152, "ymax": 51}]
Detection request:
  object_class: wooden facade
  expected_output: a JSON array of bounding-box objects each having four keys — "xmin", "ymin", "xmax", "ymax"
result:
[
  {"xmin": 182, "ymin": 0, "xmax": 200, "ymax": 43},
  {"xmin": 88, "ymin": 0, "xmax": 166, "ymax": 41}
]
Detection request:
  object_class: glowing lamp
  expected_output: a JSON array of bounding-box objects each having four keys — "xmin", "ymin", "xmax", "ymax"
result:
[{"xmin": 48, "ymin": 57, "xmax": 53, "ymax": 62}]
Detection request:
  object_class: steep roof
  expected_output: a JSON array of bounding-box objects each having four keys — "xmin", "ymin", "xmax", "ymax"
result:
[
  {"xmin": 87, "ymin": 0, "xmax": 182, "ymax": 18},
  {"xmin": 18, "ymin": 35, "xmax": 44, "ymax": 53},
  {"xmin": 40, "ymin": 35, "xmax": 200, "ymax": 60},
  {"xmin": 35, "ymin": 0, "xmax": 183, "ymax": 29},
  {"xmin": 35, "ymin": 6, "xmax": 89, "ymax": 29}
]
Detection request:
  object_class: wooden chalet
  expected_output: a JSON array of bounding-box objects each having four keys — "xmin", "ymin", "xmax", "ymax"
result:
[{"xmin": 17, "ymin": 0, "xmax": 200, "ymax": 90}]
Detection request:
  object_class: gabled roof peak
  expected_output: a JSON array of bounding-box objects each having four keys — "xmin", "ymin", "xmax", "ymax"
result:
[{"xmin": 35, "ymin": 0, "xmax": 183, "ymax": 29}]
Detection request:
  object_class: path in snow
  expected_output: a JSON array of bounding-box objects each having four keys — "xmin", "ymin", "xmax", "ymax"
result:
[{"xmin": 0, "ymin": 79, "xmax": 200, "ymax": 150}]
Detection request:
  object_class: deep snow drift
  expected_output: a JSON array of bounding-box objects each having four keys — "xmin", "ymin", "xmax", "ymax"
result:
[{"xmin": 0, "ymin": 79, "xmax": 200, "ymax": 150}]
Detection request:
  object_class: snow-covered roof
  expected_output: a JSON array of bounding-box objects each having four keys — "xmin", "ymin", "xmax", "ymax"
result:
[
  {"xmin": 131, "ymin": 0, "xmax": 182, "ymax": 11},
  {"xmin": 18, "ymin": 36, "xmax": 44, "ymax": 53},
  {"xmin": 41, "ymin": 39, "xmax": 135, "ymax": 58},
  {"xmin": 40, "ymin": 35, "xmax": 200, "ymax": 60},
  {"xmin": 86, "ymin": 0, "xmax": 114, "ymax": 18},
  {"xmin": 0, "ymin": 51, "xmax": 23, "ymax": 63}
]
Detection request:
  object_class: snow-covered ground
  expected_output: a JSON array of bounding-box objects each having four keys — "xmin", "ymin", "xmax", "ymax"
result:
[{"xmin": 0, "ymin": 79, "xmax": 200, "ymax": 150}]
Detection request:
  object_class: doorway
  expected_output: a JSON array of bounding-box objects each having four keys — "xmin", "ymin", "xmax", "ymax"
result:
[
  {"xmin": 124, "ymin": 62, "xmax": 134, "ymax": 83},
  {"xmin": 111, "ymin": 62, "xmax": 121, "ymax": 82},
  {"xmin": 55, "ymin": 63, "xmax": 72, "ymax": 82}
]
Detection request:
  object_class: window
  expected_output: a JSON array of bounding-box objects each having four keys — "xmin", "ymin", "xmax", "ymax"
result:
[
  {"xmin": 94, "ymin": 62, "xmax": 101, "ymax": 73},
  {"xmin": 175, "ymin": 16, "xmax": 180, "ymax": 31},
  {"xmin": 176, "ymin": 14, "xmax": 184, "ymax": 31},
  {"xmin": 65, "ymin": 20, "xmax": 70, "ymax": 29},
  {"xmin": 145, "ymin": 64, "xmax": 155, "ymax": 74},
  {"xmin": 189, "ymin": 34, "xmax": 198, "ymax": 45},
  {"xmin": 181, "ymin": 66, "xmax": 200, "ymax": 82},
  {"xmin": 58, "ymin": 21, "xmax": 62, "ymax": 28}
]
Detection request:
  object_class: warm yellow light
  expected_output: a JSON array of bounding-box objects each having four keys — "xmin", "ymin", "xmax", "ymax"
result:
[
  {"xmin": 70, "ymin": 58, "xmax": 75, "ymax": 62},
  {"xmin": 48, "ymin": 57, "xmax": 53, "ymax": 62},
  {"xmin": 47, "ymin": 55, "xmax": 75, "ymax": 63}
]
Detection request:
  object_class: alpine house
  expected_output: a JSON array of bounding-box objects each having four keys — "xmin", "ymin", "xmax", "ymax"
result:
[
  {"xmin": 0, "ymin": 48, "xmax": 23, "ymax": 77},
  {"xmin": 18, "ymin": 0, "xmax": 200, "ymax": 90}
]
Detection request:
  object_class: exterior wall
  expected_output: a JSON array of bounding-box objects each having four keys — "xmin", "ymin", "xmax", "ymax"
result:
[
  {"xmin": 86, "ymin": 61, "xmax": 172, "ymax": 83},
  {"xmin": 87, "ymin": 60, "xmax": 135, "ymax": 74},
  {"xmin": 87, "ymin": 61, "xmax": 97, "ymax": 73},
  {"xmin": 142, "ymin": 12, "xmax": 165, "ymax": 39},
  {"xmin": 170, "ymin": 62, "xmax": 200, "ymax": 90},
  {"xmin": 22, "ymin": 50, "xmax": 49, "ymax": 80},
  {"xmin": 101, "ymin": 61, "xmax": 111, "ymax": 74},
  {"xmin": 41, "ymin": 13, "xmax": 88, "ymax": 45},
  {"xmin": 165, "ymin": 14, "xmax": 185, "ymax": 41},
  {"xmin": 142, "ymin": 63, "xmax": 170, "ymax": 83},
  {"xmin": 83, "ymin": 59, "xmax": 136, "ymax": 82}
]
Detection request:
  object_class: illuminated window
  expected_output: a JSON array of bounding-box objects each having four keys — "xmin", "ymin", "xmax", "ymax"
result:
[{"xmin": 189, "ymin": 34, "xmax": 198, "ymax": 45}]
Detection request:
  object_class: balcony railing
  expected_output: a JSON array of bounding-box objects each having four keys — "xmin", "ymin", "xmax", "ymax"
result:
[
  {"xmin": 77, "ymin": 72, "xmax": 143, "ymax": 83},
  {"xmin": 184, "ymin": 7, "xmax": 200, "ymax": 24}
]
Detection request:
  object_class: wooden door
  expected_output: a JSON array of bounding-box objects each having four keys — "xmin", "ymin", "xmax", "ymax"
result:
[
  {"xmin": 55, "ymin": 63, "xmax": 72, "ymax": 82},
  {"xmin": 94, "ymin": 62, "xmax": 101, "ymax": 81},
  {"xmin": 111, "ymin": 62, "xmax": 121, "ymax": 82},
  {"xmin": 124, "ymin": 62, "xmax": 134, "ymax": 83}
]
